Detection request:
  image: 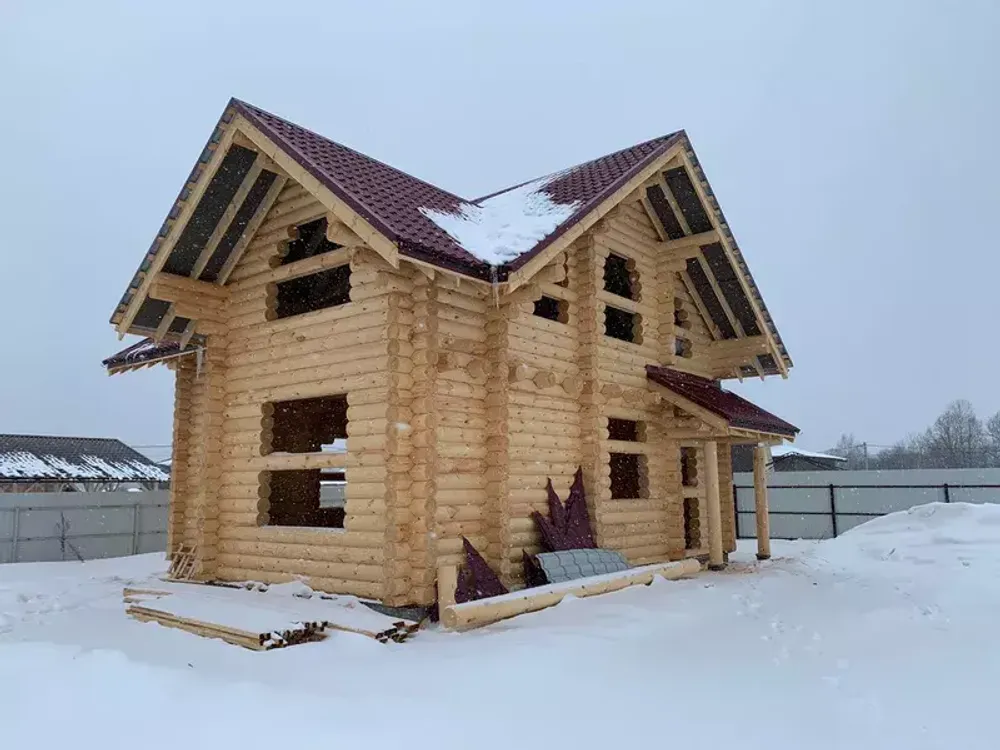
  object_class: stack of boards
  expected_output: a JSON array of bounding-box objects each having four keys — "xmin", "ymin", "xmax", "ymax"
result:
[{"xmin": 124, "ymin": 582, "xmax": 419, "ymax": 651}]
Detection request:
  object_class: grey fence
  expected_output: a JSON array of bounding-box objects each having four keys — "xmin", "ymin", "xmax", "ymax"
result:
[
  {"xmin": 733, "ymin": 468, "xmax": 1000, "ymax": 540},
  {"xmin": 0, "ymin": 491, "xmax": 168, "ymax": 563}
]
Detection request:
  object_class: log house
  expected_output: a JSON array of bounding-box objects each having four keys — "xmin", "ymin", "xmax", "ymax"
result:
[{"xmin": 105, "ymin": 99, "xmax": 796, "ymax": 606}]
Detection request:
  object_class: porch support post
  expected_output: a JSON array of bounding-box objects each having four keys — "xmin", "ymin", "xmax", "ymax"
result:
[
  {"xmin": 753, "ymin": 444, "xmax": 771, "ymax": 560},
  {"xmin": 704, "ymin": 440, "xmax": 725, "ymax": 570}
]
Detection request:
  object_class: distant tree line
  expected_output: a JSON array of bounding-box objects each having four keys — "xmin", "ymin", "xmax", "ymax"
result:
[{"xmin": 828, "ymin": 400, "xmax": 1000, "ymax": 470}]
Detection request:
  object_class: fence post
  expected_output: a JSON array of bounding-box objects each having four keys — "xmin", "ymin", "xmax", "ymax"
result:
[
  {"xmin": 131, "ymin": 503, "xmax": 140, "ymax": 555},
  {"xmin": 11, "ymin": 506, "xmax": 20, "ymax": 563},
  {"xmin": 943, "ymin": 483, "xmax": 951, "ymax": 503},
  {"xmin": 829, "ymin": 484, "xmax": 839, "ymax": 537},
  {"xmin": 732, "ymin": 483, "xmax": 740, "ymax": 538}
]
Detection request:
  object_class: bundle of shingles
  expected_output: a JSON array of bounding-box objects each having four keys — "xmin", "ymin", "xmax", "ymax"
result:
[{"xmin": 453, "ymin": 467, "xmax": 618, "ymax": 603}]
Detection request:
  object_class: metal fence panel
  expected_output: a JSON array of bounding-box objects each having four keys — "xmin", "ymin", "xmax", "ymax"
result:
[
  {"xmin": 0, "ymin": 491, "xmax": 168, "ymax": 563},
  {"xmin": 732, "ymin": 469, "xmax": 1000, "ymax": 540}
]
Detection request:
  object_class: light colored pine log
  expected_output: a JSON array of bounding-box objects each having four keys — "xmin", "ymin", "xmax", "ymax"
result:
[{"xmin": 442, "ymin": 558, "xmax": 701, "ymax": 630}]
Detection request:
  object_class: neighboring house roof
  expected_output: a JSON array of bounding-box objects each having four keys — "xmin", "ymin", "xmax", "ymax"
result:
[
  {"xmin": 0, "ymin": 434, "xmax": 170, "ymax": 483},
  {"xmin": 646, "ymin": 366, "xmax": 798, "ymax": 438},
  {"xmin": 109, "ymin": 98, "xmax": 790, "ymax": 374},
  {"xmin": 770, "ymin": 446, "xmax": 845, "ymax": 462}
]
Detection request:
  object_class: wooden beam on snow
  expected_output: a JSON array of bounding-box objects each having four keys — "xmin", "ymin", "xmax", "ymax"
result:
[{"xmin": 442, "ymin": 559, "xmax": 701, "ymax": 630}]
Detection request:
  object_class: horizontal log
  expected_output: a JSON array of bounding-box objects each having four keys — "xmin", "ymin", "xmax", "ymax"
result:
[
  {"xmin": 216, "ymin": 525, "xmax": 385, "ymax": 548},
  {"xmin": 442, "ymin": 558, "xmax": 702, "ymax": 630},
  {"xmin": 217, "ymin": 539, "xmax": 384, "ymax": 565},
  {"xmin": 434, "ymin": 504, "xmax": 486, "ymax": 523},
  {"xmin": 213, "ymin": 566, "xmax": 382, "ymax": 600},
  {"xmin": 226, "ymin": 350, "xmax": 388, "ymax": 388},
  {"xmin": 224, "ymin": 371, "xmax": 391, "ymax": 407}
]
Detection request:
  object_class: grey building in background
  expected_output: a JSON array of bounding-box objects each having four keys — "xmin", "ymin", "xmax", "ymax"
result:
[
  {"xmin": 0, "ymin": 434, "xmax": 170, "ymax": 493},
  {"xmin": 732, "ymin": 444, "xmax": 846, "ymax": 473}
]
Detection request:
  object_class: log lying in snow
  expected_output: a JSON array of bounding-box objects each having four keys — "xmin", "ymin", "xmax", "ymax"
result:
[{"xmin": 442, "ymin": 557, "xmax": 702, "ymax": 630}]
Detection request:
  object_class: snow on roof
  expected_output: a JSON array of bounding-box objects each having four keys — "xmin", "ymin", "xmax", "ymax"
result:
[
  {"xmin": 419, "ymin": 173, "xmax": 581, "ymax": 267},
  {"xmin": 771, "ymin": 445, "xmax": 846, "ymax": 462},
  {"xmin": 0, "ymin": 434, "xmax": 170, "ymax": 482}
]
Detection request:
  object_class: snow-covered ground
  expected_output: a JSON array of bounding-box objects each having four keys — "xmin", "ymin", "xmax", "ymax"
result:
[{"xmin": 2, "ymin": 502, "xmax": 998, "ymax": 749}]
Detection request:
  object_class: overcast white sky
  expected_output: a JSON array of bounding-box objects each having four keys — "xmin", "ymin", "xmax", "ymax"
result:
[{"xmin": 1, "ymin": 0, "xmax": 998, "ymax": 461}]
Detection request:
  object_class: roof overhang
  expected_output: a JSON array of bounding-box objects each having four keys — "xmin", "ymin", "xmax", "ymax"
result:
[
  {"xmin": 109, "ymin": 101, "xmax": 405, "ymax": 343},
  {"xmin": 108, "ymin": 98, "xmax": 791, "ymax": 380},
  {"xmin": 646, "ymin": 365, "xmax": 798, "ymax": 442},
  {"xmin": 103, "ymin": 338, "xmax": 202, "ymax": 376}
]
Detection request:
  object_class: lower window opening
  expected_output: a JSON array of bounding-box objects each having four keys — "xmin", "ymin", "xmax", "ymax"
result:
[
  {"xmin": 605, "ymin": 306, "xmax": 641, "ymax": 344},
  {"xmin": 609, "ymin": 452, "xmax": 648, "ymax": 499},
  {"xmin": 683, "ymin": 497, "xmax": 701, "ymax": 549},
  {"xmin": 533, "ymin": 295, "xmax": 568, "ymax": 323},
  {"xmin": 264, "ymin": 469, "xmax": 345, "ymax": 529},
  {"xmin": 261, "ymin": 393, "xmax": 347, "ymax": 528}
]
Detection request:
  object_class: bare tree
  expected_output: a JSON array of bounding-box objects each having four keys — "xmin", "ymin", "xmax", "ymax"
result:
[
  {"xmin": 828, "ymin": 433, "xmax": 866, "ymax": 469},
  {"xmin": 871, "ymin": 438, "xmax": 924, "ymax": 470},
  {"xmin": 919, "ymin": 400, "xmax": 987, "ymax": 469},
  {"xmin": 985, "ymin": 412, "xmax": 1000, "ymax": 467}
]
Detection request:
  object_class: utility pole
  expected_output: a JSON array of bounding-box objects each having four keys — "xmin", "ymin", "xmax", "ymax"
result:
[{"xmin": 862, "ymin": 441, "xmax": 870, "ymax": 470}]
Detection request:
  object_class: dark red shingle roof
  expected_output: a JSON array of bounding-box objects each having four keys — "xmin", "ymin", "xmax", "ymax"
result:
[
  {"xmin": 235, "ymin": 99, "xmax": 681, "ymax": 279},
  {"xmin": 235, "ymin": 100, "xmax": 490, "ymax": 278},
  {"xmin": 646, "ymin": 366, "xmax": 798, "ymax": 437},
  {"xmin": 477, "ymin": 133, "xmax": 682, "ymax": 271}
]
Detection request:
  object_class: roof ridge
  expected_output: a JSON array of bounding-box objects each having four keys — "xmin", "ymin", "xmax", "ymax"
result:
[
  {"xmin": 473, "ymin": 131, "xmax": 684, "ymax": 204},
  {"xmin": 232, "ymin": 98, "xmax": 469, "ymax": 204}
]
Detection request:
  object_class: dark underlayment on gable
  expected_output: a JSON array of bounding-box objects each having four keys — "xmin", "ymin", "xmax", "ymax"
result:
[
  {"xmin": 664, "ymin": 168, "xmax": 713, "ymax": 234},
  {"xmin": 199, "ymin": 170, "xmax": 279, "ymax": 282},
  {"xmin": 168, "ymin": 316, "xmax": 190, "ymax": 334},
  {"xmin": 701, "ymin": 243, "xmax": 761, "ymax": 336},
  {"xmin": 161, "ymin": 145, "xmax": 259, "ymax": 276},
  {"xmin": 685, "ymin": 258, "xmax": 737, "ymax": 339},
  {"xmin": 644, "ymin": 184, "xmax": 686, "ymax": 239},
  {"xmin": 132, "ymin": 297, "xmax": 171, "ymax": 331}
]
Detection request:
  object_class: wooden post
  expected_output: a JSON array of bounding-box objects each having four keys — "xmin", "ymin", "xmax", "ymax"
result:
[
  {"xmin": 753, "ymin": 444, "xmax": 771, "ymax": 561},
  {"xmin": 704, "ymin": 440, "xmax": 724, "ymax": 570},
  {"xmin": 437, "ymin": 564, "xmax": 458, "ymax": 612}
]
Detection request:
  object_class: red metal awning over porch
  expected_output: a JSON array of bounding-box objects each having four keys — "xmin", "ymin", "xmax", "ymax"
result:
[{"xmin": 646, "ymin": 365, "xmax": 798, "ymax": 438}]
